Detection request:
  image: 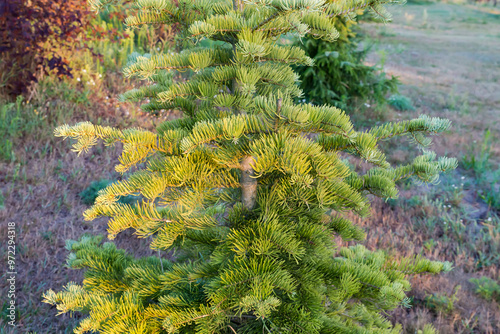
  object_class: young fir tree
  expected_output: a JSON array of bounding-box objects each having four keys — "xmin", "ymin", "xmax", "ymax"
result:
[
  {"xmin": 294, "ymin": 15, "xmax": 399, "ymax": 109},
  {"xmin": 43, "ymin": 0, "xmax": 457, "ymax": 332}
]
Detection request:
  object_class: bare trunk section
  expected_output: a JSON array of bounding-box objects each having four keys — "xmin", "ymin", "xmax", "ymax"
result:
[
  {"xmin": 235, "ymin": 0, "xmax": 254, "ymax": 209},
  {"xmin": 240, "ymin": 156, "xmax": 257, "ymax": 210}
]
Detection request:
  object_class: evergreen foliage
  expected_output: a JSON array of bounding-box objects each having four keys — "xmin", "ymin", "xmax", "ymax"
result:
[
  {"xmin": 294, "ymin": 16, "xmax": 399, "ymax": 109},
  {"xmin": 80, "ymin": 179, "xmax": 114, "ymax": 205},
  {"xmin": 388, "ymin": 93, "xmax": 415, "ymax": 111},
  {"xmin": 80, "ymin": 179, "xmax": 137, "ymax": 205},
  {"xmin": 44, "ymin": 0, "xmax": 457, "ymax": 332}
]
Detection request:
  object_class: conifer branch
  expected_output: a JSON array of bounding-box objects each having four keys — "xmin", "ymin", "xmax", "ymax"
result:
[
  {"xmin": 252, "ymin": 11, "xmax": 280, "ymax": 31},
  {"xmin": 328, "ymin": 2, "xmax": 372, "ymax": 18}
]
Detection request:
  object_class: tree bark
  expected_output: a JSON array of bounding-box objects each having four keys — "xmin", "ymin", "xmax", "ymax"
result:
[{"xmin": 240, "ymin": 156, "xmax": 257, "ymax": 210}]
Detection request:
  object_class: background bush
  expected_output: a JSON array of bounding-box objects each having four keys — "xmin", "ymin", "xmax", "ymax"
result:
[
  {"xmin": 294, "ymin": 17, "xmax": 399, "ymax": 110},
  {"xmin": 0, "ymin": 0, "xmax": 90, "ymax": 95}
]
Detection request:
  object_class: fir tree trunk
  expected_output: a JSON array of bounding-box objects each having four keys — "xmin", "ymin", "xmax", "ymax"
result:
[{"xmin": 240, "ymin": 156, "xmax": 257, "ymax": 210}]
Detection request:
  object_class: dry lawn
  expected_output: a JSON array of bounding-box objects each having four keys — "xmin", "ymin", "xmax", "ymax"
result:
[{"xmin": 359, "ymin": 1, "xmax": 500, "ymax": 332}]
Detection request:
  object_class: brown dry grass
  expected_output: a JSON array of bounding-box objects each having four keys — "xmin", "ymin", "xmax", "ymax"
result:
[
  {"xmin": 0, "ymin": 1, "xmax": 499, "ymax": 333},
  {"xmin": 357, "ymin": 1, "xmax": 500, "ymax": 332},
  {"xmin": 0, "ymin": 74, "xmax": 165, "ymax": 332}
]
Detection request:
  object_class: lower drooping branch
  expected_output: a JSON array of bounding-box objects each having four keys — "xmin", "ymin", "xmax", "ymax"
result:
[{"xmin": 240, "ymin": 155, "xmax": 257, "ymax": 210}]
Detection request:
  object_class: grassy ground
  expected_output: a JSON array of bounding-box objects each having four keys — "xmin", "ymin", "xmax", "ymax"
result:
[
  {"xmin": 0, "ymin": 75, "xmax": 171, "ymax": 332},
  {"xmin": 357, "ymin": 1, "xmax": 500, "ymax": 332},
  {"xmin": 0, "ymin": 1, "xmax": 499, "ymax": 333}
]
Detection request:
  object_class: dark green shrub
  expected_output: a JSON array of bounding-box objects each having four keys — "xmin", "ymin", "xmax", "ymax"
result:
[
  {"xmin": 388, "ymin": 93, "xmax": 416, "ymax": 111},
  {"xmin": 295, "ymin": 17, "xmax": 399, "ymax": 110},
  {"xmin": 79, "ymin": 179, "xmax": 112, "ymax": 205},
  {"xmin": 80, "ymin": 179, "xmax": 137, "ymax": 205}
]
